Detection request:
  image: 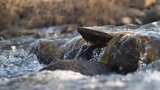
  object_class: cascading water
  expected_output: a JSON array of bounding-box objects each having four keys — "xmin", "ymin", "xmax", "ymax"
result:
[{"xmin": 1, "ymin": 21, "xmax": 160, "ymax": 90}]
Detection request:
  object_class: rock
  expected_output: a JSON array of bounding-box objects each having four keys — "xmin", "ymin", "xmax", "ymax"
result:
[
  {"xmin": 78, "ymin": 26, "xmax": 160, "ymax": 74},
  {"xmin": 78, "ymin": 27, "xmax": 113, "ymax": 47},
  {"xmin": 137, "ymin": 35, "xmax": 160, "ymax": 64},
  {"xmin": 143, "ymin": 5, "xmax": 160, "ymax": 24},
  {"xmin": 123, "ymin": 8, "xmax": 145, "ymax": 24},
  {"xmin": 65, "ymin": 45, "xmax": 94, "ymax": 60},
  {"xmin": 100, "ymin": 35, "xmax": 140, "ymax": 74},
  {"xmin": 33, "ymin": 41, "xmax": 65, "ymax": 65},
  {"xmin": 65, "ymin": 44, "xmax": 103, "ymax": 61},
  {"xmin": 0, "ymin": 30, "xmax": 42, "ymax": 39},
  {"xmin": 129, "ymin": 0, "xmax": 156, "ymax": 9},
  {"xmin": 78, "ymin": 27, "xmax": 133, "ymax": 47},
  {"xmin": 40, "ymin": 60, "xmax": 110, "ymax": 76}
]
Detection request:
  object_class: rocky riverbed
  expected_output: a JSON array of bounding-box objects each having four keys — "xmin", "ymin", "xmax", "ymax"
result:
[{"xmin": 0, "ymin": 21, "xmax": 160, "ymax": 90}]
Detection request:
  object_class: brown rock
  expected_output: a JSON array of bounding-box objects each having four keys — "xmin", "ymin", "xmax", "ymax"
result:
[{"xmin": 129, "ymin": 0, "xmax": 156, "ymax": 9}]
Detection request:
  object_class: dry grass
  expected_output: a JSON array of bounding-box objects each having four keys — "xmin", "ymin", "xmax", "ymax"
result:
[{"xmin": 0, "ymin": 0, "xmax": 157, "ymax": 29}]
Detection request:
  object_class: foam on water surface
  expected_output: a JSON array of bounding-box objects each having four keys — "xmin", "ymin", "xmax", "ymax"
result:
[{"xmin": 1, "ymin": 22, "xmax": 160, "ymax": 90}]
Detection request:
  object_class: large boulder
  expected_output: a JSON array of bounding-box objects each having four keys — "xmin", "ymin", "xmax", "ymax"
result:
[{"xmin": 78, "ymin": 26, "xmax": 160, "ymax": 74}]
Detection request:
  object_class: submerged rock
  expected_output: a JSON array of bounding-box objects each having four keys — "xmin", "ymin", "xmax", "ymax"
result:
[
  {"xmin": 65, "ymin": 45, "xmax": 95, "ymax": 60},
  {"xmin": 41, "ymin": 60, "xmax": 110, "ymax": 76},
  {"xmin": 65, "ymin": 45, "xmax": 103, "ymax": 61}
]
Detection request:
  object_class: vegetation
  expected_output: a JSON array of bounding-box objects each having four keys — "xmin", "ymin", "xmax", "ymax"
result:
[{"xmin": 0, "ymin": 0, "xmax": 158, "ymax": 29}]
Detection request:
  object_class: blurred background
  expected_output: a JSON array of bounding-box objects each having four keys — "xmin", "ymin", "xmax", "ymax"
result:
[{"xmin": 0, "ymin": 0, "xmax": 160, "ymax": 30}]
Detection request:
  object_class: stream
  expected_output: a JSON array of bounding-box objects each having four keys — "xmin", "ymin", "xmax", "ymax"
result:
[{"xmin": 0, "ymin": 22, "xmax": 160, "ymax": 90}]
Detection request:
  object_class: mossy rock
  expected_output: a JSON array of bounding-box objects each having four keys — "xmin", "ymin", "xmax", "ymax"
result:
[
  {"xmin": 100, "ymin": 35, "xmax": 140, "ymax": 74},
  {"xmin": 136, "ymin": 35, "xmax": 160, "ymax": 64}
]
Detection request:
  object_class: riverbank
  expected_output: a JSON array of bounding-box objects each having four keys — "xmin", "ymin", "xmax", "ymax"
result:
[{"xmin": 0, "ymin": 0, "xmax": 159, "ymax": 29}]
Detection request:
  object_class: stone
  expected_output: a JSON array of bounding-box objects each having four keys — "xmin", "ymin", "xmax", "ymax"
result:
[
  {"xmin": 0, "ymin": 30, "xmax": 42, "ymax": 39},
  {"xmin": 143, "ymin": 5, "xmax": 160, "ymax": 24},
  {"xmin": 65, "ymin": 45, "xmax": 95, "ymax": 60},
  {"xmin": 137, "ymin": 35, "xmax": 160, "ymax": 64},
  {"xmin": 78, "ymin": 27, "xmax": 113, "ymax": 47},
  {"xmin": 33, "ymin": 41, "xmax": 65, "ymax": 65},
  {"xmin": 129, "ymin": 0, "xmax": 156, "ymax": 9},
  {"xmin": 77, "ymin": 26, "xmax": 160, "ymax": 74},
  {"xmin": 100, "ymin": 35, "xmax": 140, "ymax": 74},
  {"xmin": 65, "ymin": 44, "xmax": 103, "ymax": 61},
  {"xmin": 40, "ymin": 60, "xmax": 110, "ymax": 76}
]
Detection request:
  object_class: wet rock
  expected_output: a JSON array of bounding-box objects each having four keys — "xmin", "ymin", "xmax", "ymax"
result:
[
  {"xmin": 78, "ymin": 27, "xmax": 113, "ymax": 47},
  {"xmin": 33, "ymin": 41, "xmax": 65, "ymax": 65},
  {"xmin": 63, "ymin": 36, "xmax": 86, "ymax": 57},
  {"xmin": 65, "ymin": 45, "xmax": 94, "ymax": 60},
  {"xmin": 65, "ymin": 44, "xmax": 103, "ymax": 61},
  {"xmin": 137, "ymin": 35, "xmax": 160, "ymax": 64},
  {"xmin": 78, "ymin": 27, "xmax": 134, "ymax": 46},
  {"xmin": 100, "ymin": 35, "xmax": 140, "ymax": 74},
  {"xmin": 77, "ymin": 26, "xmax": 160, "ymax": 74},
  {"xmin": 41, "ymin": 60, "xmax": 110, "ymax": 76}
]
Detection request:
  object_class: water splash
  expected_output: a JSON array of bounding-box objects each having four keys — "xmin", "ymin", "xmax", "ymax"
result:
[
  {"xmin": 1, "ymin": 22, "xmax": 160, "ymax": 90},
  {"xmin": 0, "ymin": 46, "xmax": 43, "ymax": 78}
]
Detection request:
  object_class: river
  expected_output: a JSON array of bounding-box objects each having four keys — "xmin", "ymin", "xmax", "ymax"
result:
[{"xmin": 0, "ymin": 22, "xmax": 160, "ymax": 90}]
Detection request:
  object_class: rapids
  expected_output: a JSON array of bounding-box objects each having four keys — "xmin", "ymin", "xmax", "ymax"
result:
[{"xmin": 1, "ymin": 22, "xmax": 160, "ymax": 90}]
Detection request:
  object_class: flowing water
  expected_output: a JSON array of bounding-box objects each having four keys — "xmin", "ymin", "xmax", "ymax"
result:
[{"xmin": 1, "ymin": 22, "xmax": 160, "ymax": 90}]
